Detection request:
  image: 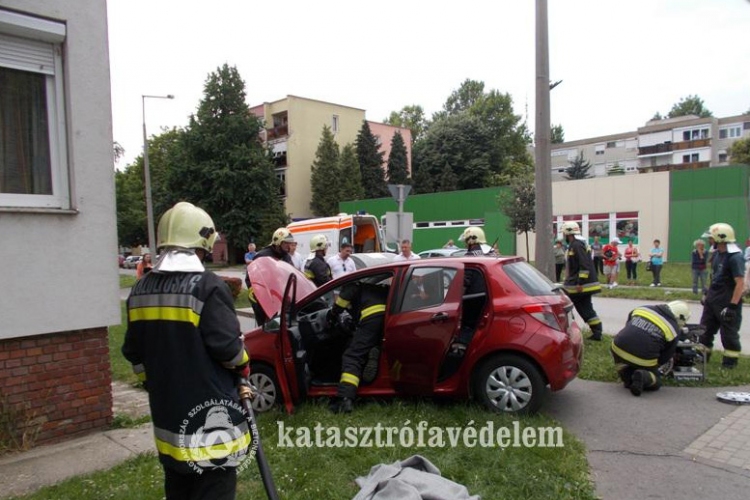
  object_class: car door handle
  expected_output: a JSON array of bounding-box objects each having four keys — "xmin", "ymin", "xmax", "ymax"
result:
[{"xmin": 431, "ymin": 312, "xmax": 449, "ymax": 323}]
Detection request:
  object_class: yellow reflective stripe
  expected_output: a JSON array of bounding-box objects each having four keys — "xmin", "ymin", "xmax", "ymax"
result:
[
  {"xmin": 335, "ymin": 296, "xmax": 350, "ymax": 308},
  {"xmin": 155, "ymin": 432, "xmax": 251, "ymax": 462},
  {"xmin": 340, "ymin": 372, "xmax": 360, "ymax": 387},
  {"xmin": 588, "ymin": 318, "xmax": 602, "ymax": 326},
  {"xmin": 724, "ymin": 350, "xmax": 741, "ymax": 358},
  {"xmin": 611, "ymin": 343, "xmax": 658, "ymax": 367},
  {"xmin": 632, "ymin": 308, "xmax": 676, "ymax": 341},
  {"xmin": 137, "ymin": 372, "xmax": 147, "ymax": 382},
  {"xmin": 361, "ymin": 304, "xmax": 386, "ymax": 320},
  {"xmin": 304, "ymin": 270, "xmax": 315, "ymax": 279},
  {"xmin": 129, "ymin": 307, "xmax": 200, "ymax": 327},
  {"xmin": 579, "ymin": 272, "xmax": 589, "ymax": 279},
  {"xmin": 564, "ymin": 283, "xmax": 602, "ymax": 294}
]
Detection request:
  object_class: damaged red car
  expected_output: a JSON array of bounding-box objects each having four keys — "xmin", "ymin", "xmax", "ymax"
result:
[{"xmin": 244, "ymin": 256, "xmax": 583, "ymax": 415}]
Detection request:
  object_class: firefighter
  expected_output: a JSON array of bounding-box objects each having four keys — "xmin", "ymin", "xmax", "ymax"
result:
[
  {"xmin": 611, "ymin": 300, "xmax": 691, "ymax": 396},
  {"xmin": 328, "ymin": 281, "xmax": 389, "ymax": 413},
  {"xmin": 247, "ymin": 227, "xmax": 295, "ymax": 325},
  {"xmin": 562, "ymin": 221, "xmax": 604, "ymax": 340},
  {"xmin": 122, "ymin": 202, "xmax": 251, "ymax": 499},
  {"xmin": 699, "ymin": 222, "xmax": 744, "ymax": 368},
  {"xmin": 304, "ymin": 234, "xmax": 333, "ymax": 287},
  {"xmin": 460, "ymin": 226, "xmax": 488, "ymax": 256}
]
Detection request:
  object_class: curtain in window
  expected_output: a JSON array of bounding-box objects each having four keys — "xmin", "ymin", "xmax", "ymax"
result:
[{"xmin": 0, "ymin": 66, "xmax": 52, "ymax": 194}]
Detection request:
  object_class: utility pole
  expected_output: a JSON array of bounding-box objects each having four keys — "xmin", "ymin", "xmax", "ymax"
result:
[{"xmin": 534, "ymin": 0, "xmax": 554, "ymax": 280}]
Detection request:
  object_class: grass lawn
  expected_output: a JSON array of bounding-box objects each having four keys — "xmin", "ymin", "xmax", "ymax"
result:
[{"xmin": 10, "ymin": 400, "xmax": 596, "ymax": 500}]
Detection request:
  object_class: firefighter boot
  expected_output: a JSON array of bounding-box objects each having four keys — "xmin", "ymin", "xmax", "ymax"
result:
[
  {"xmin": 722, "ymin": 356, "xmax": 738, "ymax": 369},
  {"xmin": 630, "ymin": 370, "xmax": 646, "ymax": 397},
  {"xmin": 329, "ymin": 397, "xmax": 353, "ymax": 414}
]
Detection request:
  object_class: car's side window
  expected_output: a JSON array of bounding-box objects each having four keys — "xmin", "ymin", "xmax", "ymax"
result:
[{"xmin": 400, "ymin": 267, "xmax": 456, "ymax": 313}]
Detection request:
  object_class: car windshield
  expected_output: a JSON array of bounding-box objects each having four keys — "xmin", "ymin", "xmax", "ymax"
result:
[{"xmin": 503, "ymin": 261, "xmax": 562, "ymax": 297}]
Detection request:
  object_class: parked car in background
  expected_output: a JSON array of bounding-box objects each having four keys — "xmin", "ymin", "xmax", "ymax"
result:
[
  {"xmin": 418, "ymin": 248, "xmax": 461, "ymax": 259},
  {"xmin": 244, "ymin": 255, "xmax": 583, "ymax": 416},
  {"xmin": 122, "ymin": 255, "xmax": 142, "ymax": 269}
]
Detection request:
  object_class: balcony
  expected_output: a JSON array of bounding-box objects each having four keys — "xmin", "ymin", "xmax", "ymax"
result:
[
  {"xmin": 646, "ymin": 161, "xmax": 710, "ymax": 173},
  {"xmin": 266, "ymin": 124, "xmax": 289, "ymax": 140},
  {"xmin": 638, "ymin": 138, "xmax": 711, "ymax": 156}
]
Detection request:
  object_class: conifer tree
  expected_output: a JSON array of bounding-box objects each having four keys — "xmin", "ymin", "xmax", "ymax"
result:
[
  {"xmin": 310, "ymin": 125, "xmax": 341, "ymax": 216},
  {"xmin": 355, "ymin": 121, "xmax": 388, "ymax": 199},
  {"xmin": 386, "ymin": 131, "xmax": 409, "ymax": 185},
  {"xmin": 339, "ymin": 144, "xmax": 365, "ymax": 203}
]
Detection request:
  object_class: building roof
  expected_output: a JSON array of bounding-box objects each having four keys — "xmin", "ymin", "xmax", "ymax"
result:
[{"xmin": 551, "ymin": 130, "xmax": 637, "ymax": 150}]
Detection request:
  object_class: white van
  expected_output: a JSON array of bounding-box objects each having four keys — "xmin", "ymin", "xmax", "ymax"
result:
[{"xmin": 287, "ymin": 213, "xmax": 392, "ymax": 259}]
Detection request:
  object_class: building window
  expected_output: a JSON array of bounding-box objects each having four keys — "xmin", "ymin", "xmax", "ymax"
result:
[
  {"xmin": 0, "ymin": 10, "xmax": 68, "ymax": 209},
  {"xmin": 606, "ymin": 141, "xmax": 617, "ymax": 148},
  {"xmin": 719, "ymin": 153, "xmax": 728, "ymax": 163},
  {"xmin": 332, "ymin": 114, "xmax": 339, "ymax": 133},
  {"xmin": 595, "ymin": 144, "xmax": 605, "ymax": 155},
  {"xmin": 275, "ymin": 169, "xmax": 286, "ymax": 197},
  {"xmin": 719, "ymin": 126, "xmax": 741, "ymax": 139}
]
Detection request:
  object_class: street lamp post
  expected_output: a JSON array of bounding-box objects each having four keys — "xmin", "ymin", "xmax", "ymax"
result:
[{"xmin": 142, "ymin": 94, "xmax": 174, "ymax": 254}]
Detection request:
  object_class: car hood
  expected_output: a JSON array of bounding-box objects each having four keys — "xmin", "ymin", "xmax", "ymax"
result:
[{"xmin": 248, "ymin": 258, "xmax": 318, "ymax": 318}]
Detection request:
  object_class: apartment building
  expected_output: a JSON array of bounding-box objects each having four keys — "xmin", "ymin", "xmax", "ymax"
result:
[
  {"xmin": 250, "ymin": 95, "xmax": 412, "ymax": 220},
  {"xmin": 550, "ymin": 113, "xmax": 750, "ymax": 180}
]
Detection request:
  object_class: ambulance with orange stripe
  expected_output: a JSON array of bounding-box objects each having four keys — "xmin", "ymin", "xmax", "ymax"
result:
[{"xmin": 287, "ymin": 213, "xmax": 391, "ymax": 259}]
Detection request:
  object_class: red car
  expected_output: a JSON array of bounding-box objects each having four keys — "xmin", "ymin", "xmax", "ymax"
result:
[{"xmin": 244, "ymin": 256, "xmax": 582, "ymax": 415}]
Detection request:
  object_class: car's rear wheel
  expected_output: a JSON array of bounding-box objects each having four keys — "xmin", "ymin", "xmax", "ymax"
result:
[
  {"xmin": 474, "ymin": 354, "xmax": 545, "ymax": 415},
  {"xmin": 249, "ymin": 364, "xmax": 281, "ymax": 413}
]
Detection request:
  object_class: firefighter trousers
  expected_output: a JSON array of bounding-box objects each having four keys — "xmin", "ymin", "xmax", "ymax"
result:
[
  {"xmin": 164, "ymin": 466, "xmax": 236, "ymax": 500},
  {"xmin": 699, "ymin": 299, "xmax": 742, "ymax": 367},
  {"xmin": 337, "ymin": 314, "xmax": 384, "ymax": 399},
  {"xmin": 570, "ymin": 293, "xmax": 603, "ymax": 337}
]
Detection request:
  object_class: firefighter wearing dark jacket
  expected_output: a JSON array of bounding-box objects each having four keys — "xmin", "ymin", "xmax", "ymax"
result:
[
  {"xmin": 122, "ymin": 202, "xmax": 251, "ymax": 500},
  {"xmin": 561, "ymin": 221, "xmax": 604, "ymax": 340},
  {"xmin": 611, "ymin": 301, "xmax": 690, "ymax": 396},
  {"xmin": 247, "ymin": 227, "xmax": 295, "ymax": 325},
  {"xmin": 328, "ymin": 281, "xmax": 389, "ymax": 413},
  {"xmin": 699, "ymin": 222, "xmax": 745, "ymax": 368},
  {"xmin": 304, "ymin": 234, "xmax": 333, "ymax": 287}
]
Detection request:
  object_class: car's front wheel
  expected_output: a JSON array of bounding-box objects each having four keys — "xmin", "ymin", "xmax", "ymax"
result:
[
  {"xmin": 474, "ymin": 354, "xmax": 545, "ymax": 415},
  {"xmin": 248, "ymin": 364, "xmax": 281, "ymax": 413}
]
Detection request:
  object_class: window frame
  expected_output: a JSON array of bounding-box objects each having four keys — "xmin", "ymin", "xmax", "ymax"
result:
[{"xmin": 0, "ymin": 10, "xmax": 69, "ymax": 210}]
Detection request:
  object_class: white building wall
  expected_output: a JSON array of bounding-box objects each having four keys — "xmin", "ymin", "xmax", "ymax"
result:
[
  {"xmin": 0, "ymin": 0, "xmax": 119, "ymax": 338},
  {"xmin": 519, "ymin": 171, "xmax": 671, "ymax": 262},
  {"xmin": 639, "ymin": 130, "xmax": 672, "ymax": 146}
]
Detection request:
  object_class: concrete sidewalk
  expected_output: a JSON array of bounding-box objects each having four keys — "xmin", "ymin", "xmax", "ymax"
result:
[{"xmin": 3, "ymin": 378, "xmax": 750, "ymax": 499}]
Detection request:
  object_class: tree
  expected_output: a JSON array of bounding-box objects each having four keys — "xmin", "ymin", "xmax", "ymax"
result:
[
  {"xmin": 607, "ymin": 162, "xmax": 626, "ymax": 176},
  {"xmin": 338, "ymin": 144, "xmax": 365, "ymax": 202},
  {"xmin": 167, "ymin": 64, "xmax": 286, "ymax": 260},
  {"xmin": 551, "ymin": 124, "xmax": 565, "ymax": 144},
  {"xmin": 443, "ymin": 79, "xmax": 486, "ymax": 115},
  {"xmin": 383, "ymin": 105, "xmax": 429, "ymax": 144},
  {"xmin": 729, "ymin": 137, "xmax": 750, "ymax": 166},
  {"xmin": 650, "ymin": 111, "xmax": 663, "ymax": 121},
  {"xmin": 355, "ymin": 121, "xmax": 388, "ymax": 199},
  {"xmin": 309, "ymin": 125, "xmax": 341, "ymax": 216},
  {"xmin": 497, "ymin": 173, "xmax": 535, "ymax": 260},
  {"xmin": 668, "ymin": 95, "xmax": 712, "ymax": 118},
  {"xmin": 436, "ymin": 163, "xmax": 459, "ymax": 192},
  {"xmin": 386, "ymin": 131, "xmax": 409, "ymax": 185},
  {"xmin": 113, "ymin": 141, "xmax": 125, "ymax": 165},
  {"xmin": 411, "ymin": 113, "xmax": 493, "ymax": 193},
  {"xmin": 565, "ymin": 152, "xmax": 593, "ymax": 180}
]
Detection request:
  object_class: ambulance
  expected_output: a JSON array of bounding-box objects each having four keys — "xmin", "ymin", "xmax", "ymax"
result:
[{"xmin": 287, "ymin": 213, "xmax": 393, "ymax": 259}]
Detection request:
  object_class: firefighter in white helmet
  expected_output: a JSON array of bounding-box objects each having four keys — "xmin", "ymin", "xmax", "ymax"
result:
[
  {"xmin": 699, "ymin": 223, "xmax": 744, "ymax": 368},
  {"xmin": 247, "ymin": 227, "xmax": 295, "ymax": 324},
  {"xmin": 304, "ymin": 234, "xmax": 333, "ymax": 287},
  {"xmin": 611, "ymin": 300, "xmax": 690, "ymax": 396},
  {"xmin": 561, "ymin": 221, "xmax": 604, "ymax": 340},
  {"xmin": 460, "ymin": 226, "xmax": 487, "ymax": 256},
  {"xmin": 122, "ymin": 202, "xmax": 250, "ymax": 498}
]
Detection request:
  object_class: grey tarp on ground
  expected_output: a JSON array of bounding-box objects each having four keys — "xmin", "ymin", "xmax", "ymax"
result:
[{"xmin": 352, "ymin": 455, "xmax": 481, "ymax": 500}]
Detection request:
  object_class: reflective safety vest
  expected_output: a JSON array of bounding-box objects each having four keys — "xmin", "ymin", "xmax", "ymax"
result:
[
  {"xmin": 563, "ymin": 238, "xmax": 602, "ymax": 295},
  {"xmin": 123, "ymin": 270, "xmax": 251, "ymax": 474},
  {"xmin": 304, "ymin": 253, "xmax": 333, "ymax": 287},
  {"xmin": 334, "ymin": 282, "xmax": 388, "ymax": 323}
]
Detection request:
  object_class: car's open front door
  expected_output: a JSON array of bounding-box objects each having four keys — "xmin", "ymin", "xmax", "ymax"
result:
[
  {"xmin": 274, "ymin": 273, "xmax": 307, "ymax": 414},
  {"xmin": 384, "ymin": 263, "xmax": 465, "ymax": 394}
]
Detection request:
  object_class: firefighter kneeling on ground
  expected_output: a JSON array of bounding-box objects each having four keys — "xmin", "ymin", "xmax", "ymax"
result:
[
  {"xmin": 611, "ymin": 300, "xmax": 691, "ymax": 396},
  {"xmin": 327, "ymin": 281, "xmax": 388, "ymax": 413}
]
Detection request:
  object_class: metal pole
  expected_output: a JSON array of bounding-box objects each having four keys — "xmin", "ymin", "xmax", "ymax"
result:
[
  {"xmin": 534, "ymin": 0, "xmax": 554, "ymax": 280},
  {"xmin": 397, "ymin": 185, "xmax": 404, "ymax": 244},
  {"xmin": 141, "ymin": 94, "xmax": 174, "ymax": 254}
]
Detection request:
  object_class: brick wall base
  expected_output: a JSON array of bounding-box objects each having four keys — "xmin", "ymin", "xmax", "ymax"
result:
[{"xmin": 0, "ymin": 327, "xmax": 113, "ymax": 447}]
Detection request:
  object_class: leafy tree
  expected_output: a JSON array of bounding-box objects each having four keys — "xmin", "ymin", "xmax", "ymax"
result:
[
  {"xmin": 729, "ymin": 137, "xmax": 750, "ymax": 166},
  {"xmin": 338, "ymin": 144, "xmax": 365, "ymax": 202},
  {"xmin": 650, "ymin": 111, "xmax": 663, "ymax": 121},
  {"xmin": 607, "ymin": 162, "xmax": 626, "ymax": 176},
  {"xmin": 497, "ymin": 173, "xmax": 535, "ymax": 260},
  {"xmin": 411, "ymin": 113, "xmax": 493, "ymax": 192},
  {"xmin": 667, "ymin": 95, "xmax": 713, "ymax": 118},
  {"xmin": 384, "ymin": 105, "xmax": 429, "ymax": 144},
  {"xmin": 386, "ymin": 131, "xmax": 409, "ymax": 185},
  {"xmin": 565, "ymin": 152, "xmax": 593, "ymax": 180},
  {"xmin": 436, "ymin": 163, "xmax": 459, "ymax": 192},
  {"xmin": 310, "ymin": 125, "xmax": 341, "ymax": 216},
  {"xmin": 113, "ymin": 141, "xmax": 125, "ymax": 165},
  {"xmin": 551, "ymin": 124, "xmax": 565, "ymax": 144},
  {"xmin": 443, "ymin": 79, "xmax": 486, "ymax": 115},
  {"xmin": 355, "ymin": 121, "xmax": 388, "ymax": 199},
  {"xmin": 115, "ymin": 166, "xmax": 146, "ymax": 247},
  {"xmin": 167, "ymin": 64, "xmax": 286, "ymax": 260}
]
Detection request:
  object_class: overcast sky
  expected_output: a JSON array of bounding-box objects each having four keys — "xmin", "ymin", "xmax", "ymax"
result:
[{"xmin": 108, "ymin": 0, "xmax": 750, "ymax": 167}]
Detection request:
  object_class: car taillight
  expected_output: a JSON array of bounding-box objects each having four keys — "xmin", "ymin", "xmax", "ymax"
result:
[{"xmin": 522, "ymin": 303, "xmax": 566, "ymax": 332}]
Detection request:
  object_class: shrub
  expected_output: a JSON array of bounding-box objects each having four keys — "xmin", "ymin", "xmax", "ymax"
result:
[{"xmin": 220, "ymin": 276, "xmax": 243, "ymax": 299}]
